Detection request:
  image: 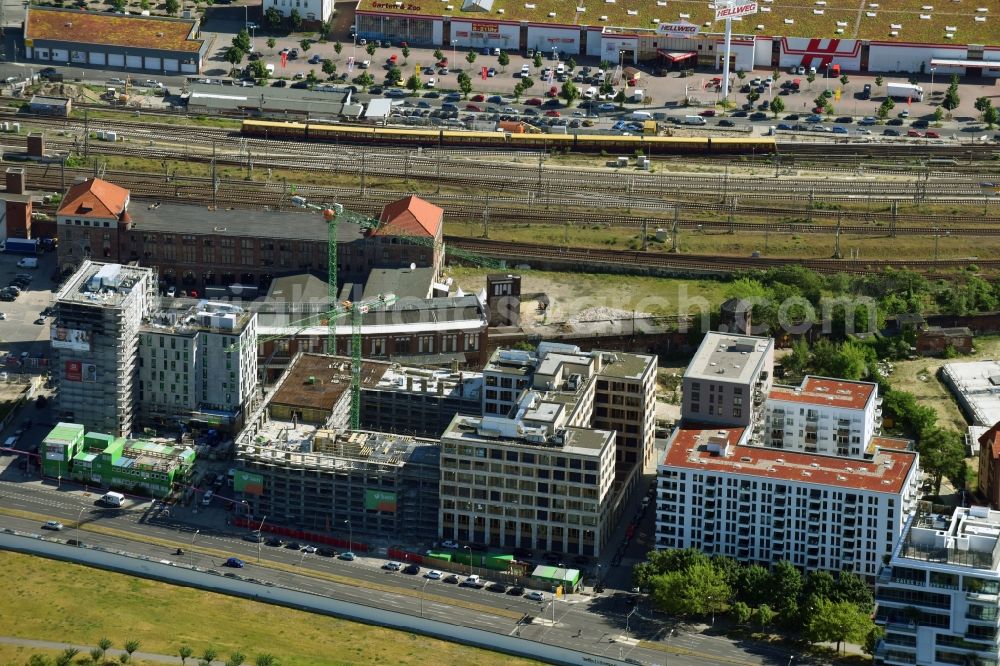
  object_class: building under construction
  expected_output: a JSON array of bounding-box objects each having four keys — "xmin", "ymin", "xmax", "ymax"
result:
[{"xmin": 236, "ymin": 427, "xmax": 439, "ymax": 542}]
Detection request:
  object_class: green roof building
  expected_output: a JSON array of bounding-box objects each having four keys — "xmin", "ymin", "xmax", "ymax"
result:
[{"xmin": 41, "ymin": 423, "xmax": 196, "ymax": 497}]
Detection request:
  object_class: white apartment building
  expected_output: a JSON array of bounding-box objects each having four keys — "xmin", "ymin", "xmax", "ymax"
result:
[
  {"xmin": 263, "ymin": 0, "xmax": 334, "ymax": 23},
  {"xmin": 656, "ymin": 424, "xmax": 920, "ymax": 577},
  {"xmin": 875, "ymin": 506, "xmax": 1000, "ymax": 666},
  {"xmin": 52, "ymin": 261, "xmax": 157, "ymax": 436},
  {"xmin": 439, "ymin": 388, "xmax": 621, "ymax": 556},
  {"xmin": 482, "ymin": 342, "xmax": 657, "ymax": 467},
  {"xmin": 766, "ymin": 376, "xmax": 883, "ymax": 458},
  {"xmin": 681, "ymin": 332, "xmax": 774, "ymax": 440},
  {"xmin": 138, "ymin": 301, "xmax": 259, "ymax": 431}
]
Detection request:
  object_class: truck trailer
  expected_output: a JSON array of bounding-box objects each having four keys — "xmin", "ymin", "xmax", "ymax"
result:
[
  {"xmin": 886, "ymin": 82, "xmax": 924, "ymax": 102},
  {"xmin": 1, "ymin": 238, "xmax": 39, "ymax": 254}
]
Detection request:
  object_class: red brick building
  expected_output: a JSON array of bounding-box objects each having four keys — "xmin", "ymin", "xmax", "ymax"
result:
[{"xmin": 978, "ymin": 423, "xmax": 1000, "ymax": 509}]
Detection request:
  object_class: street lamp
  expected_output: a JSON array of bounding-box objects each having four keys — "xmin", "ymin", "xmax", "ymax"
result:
[
  {"xmin": 463, "ymin": 545, "xmax": 473, "ymax": 578},
  {"xmin": 451, "ymin": 40, "xmax": 457, "ymax": 68},
  {"xmin": 930, "ymin": 67, "xmax": 936, "ymax": 94},
  {"xmin": 75, "ymin": 506, "xmax": 85, "ymax": 543},
  {"xmin": 256, "ymin": 514, "xmax": 267, "ymax": 563},
  {"xmin": 344, "ymin": 519, "xmax": 353, "ymax": 553},
  {"xmin": 625, "ymin": 606, "xmax": 638, "ymax": 638},
  {"xmin": 420, "ymin": 578, "xmax": 430, "ymax": 617}
]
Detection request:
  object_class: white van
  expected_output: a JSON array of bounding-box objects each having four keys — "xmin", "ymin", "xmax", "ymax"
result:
[
  {"xmin": 630, "ymin": 111, "xmax": 653, "ymax": 121},
  {"xmin": 556, "ymin": 63, "xmax": 565, "ymax": 75},
  {"xmin": 202, "ymin": 490, "xmax": 214, "ymax": 506},
  {"xmin": 681, "ymin": 115, "xmax": 707, "ymax": 125},
  {"xmin": 265, "ymin": 63, "xmax": 275, "ymax": 75},
  {"xmin": 17, "ymin": 258, "xmax": 37, "ymax": 268},
  {"xmin": 101, "ymin": 491, "xmax": 125, "ymax": 507}
]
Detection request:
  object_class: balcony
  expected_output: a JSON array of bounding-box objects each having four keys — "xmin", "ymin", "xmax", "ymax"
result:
[{"xmin": 967, "ymin": 589, "xmax": 1000, "ymax": 602}]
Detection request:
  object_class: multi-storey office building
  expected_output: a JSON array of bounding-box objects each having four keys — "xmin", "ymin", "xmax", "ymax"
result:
[
  {"xmin": 656, "ymin": 424, "xmax": 920, "ymax": 578},
  {"xmin": 237, "ymin": 428, "xmax": 440, "ymax": 542},
  {"xmin": 138, "ymin": 301, "xmax": 258, "ymax": 431},
  {"xmin": 765, "ymin": 376, "xmax": 882, "ymax": 458},
  {"xmin": 360, "ymin": 364, "xmax": 482, "ymax": 438},
  {"xmin": 875, "ymin": 506, "xmax": 1000, "ymax": 666},
  {"xmin": 52, "ymin": 261, "xmax": 157, "ymax": 436},
  {"xmin": 481, "ymin": 342, "xmax": 657, "ymax": 467},
  {"xmin": 439, "ymin": 389, "xmax": 621, "ymax": 557}
]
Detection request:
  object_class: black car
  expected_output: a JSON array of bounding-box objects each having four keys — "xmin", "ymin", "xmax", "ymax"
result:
[
  {"xmin": 784, "ymin": 114, "xmax": 800, "ymax": 120},
  {"xmin": 887, "ymin": 118, "xmax": 904, "ymax": 126},
  {"xmin": 39, "ymin": 67, "xmax": 62, "ymax": 81},
  {"xmin": 487, "ymin": 582, "xmax": 508, "ymax": 593},
  {"xmin": 911, "ymin": 119, "xmax": 929, "ymax": 128},
  {"xmin": 835, "ymin": 116, "xmax": 853, "ymax": 124},
  {"xmin": 403, "ymin": 564, "xmax": 421, "ymax": 575},
  {"xmin": 717, "ymin": 119, "xmax": 735, "ymax": 127},
  {"xmin": 514, "ymin": 547, "xmax": 534, "ymax": 559},
  {"xmin": 443, "ymin": 574, "xmax": 460, "ymax": 584},
  {"xmin": 883, "ymin": 128, "xmax": 900, "ymax": 136},
  {"xmin": 265, "ymin": 537, "xmax": 285, "ymax": 546},
  {"xmin": 285, "ymin": 541, "xmax": 301, "ymax": 550},
  {"xmin": 507, "ymin": 586, "xmax": 525, "ymax": 596},
  {"xmin": 316, "ymin": 546, "xmax": 337, "ymax": 557},
  {"xmin": 749, "ymin": 112, "xmax": 768, "ymax": 120},
  {"xmin": 271, "ymin": 80, "xmax": 287, "ymax": 87},
  {"xmin": 732, "ymin": 110, "xmax": 748, "ymax": 117},
  {"xmin": 242, "ymin": 533, "xmax": 265, "ymax": 543},
  {"xmin": 290, "ymin": 81, "xmax": 310, "ymax": 89}
]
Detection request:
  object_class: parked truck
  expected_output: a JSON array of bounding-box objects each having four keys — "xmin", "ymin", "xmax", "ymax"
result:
[
  {"xmin": 886, "ymin": 82, "xmax": 924, "ymax": 102},
  {"xmin": 1, "ymin": 238, "xmax": 39, "ymax": 254}
]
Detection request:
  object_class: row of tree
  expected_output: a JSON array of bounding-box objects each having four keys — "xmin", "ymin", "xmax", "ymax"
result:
[
  {"xmin": 20, "ymin": 638, "xmax": 278, "ymax": 666},
  {"xmin": 633, "ymin": 550, "xmax": 877, "ymax": 653}
]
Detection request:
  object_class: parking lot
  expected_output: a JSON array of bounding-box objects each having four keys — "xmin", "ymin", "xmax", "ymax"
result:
[{"xmin": 0, "ymin": 249, "xmax": 57, "ymax": 372}]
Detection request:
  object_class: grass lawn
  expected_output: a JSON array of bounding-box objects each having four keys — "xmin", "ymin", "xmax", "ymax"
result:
[{"xmin": 0, "ymin": 551, "xmax": 539, "ymax": 666}]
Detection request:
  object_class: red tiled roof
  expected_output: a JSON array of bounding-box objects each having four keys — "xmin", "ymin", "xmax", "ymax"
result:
[
  {"xmin": 768, "ymin": 376, "xmax": 876, "ymax": 411},
  {"xmin": 661, "ymin": 423, "xmax": 917, "ymax": 494},
  {"xmin": 26, "ymin": 7, "xmax": 201, "ymax": 53},
  {"xmin": 58, "ymin": 178, "xmax": 129, "ymax": 221},
  {"xmin": 374, "ymin": 196, "xmax": 443, "ymax": 238},
  {"xmin": 979, "ymin": 423, "xmax": 1000, "ymax": 460}
]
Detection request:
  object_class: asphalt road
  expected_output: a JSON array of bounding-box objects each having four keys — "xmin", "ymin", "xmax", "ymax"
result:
[{"xmin": 0, "ymin": 466, "xmax": 818, "ymax": 666}]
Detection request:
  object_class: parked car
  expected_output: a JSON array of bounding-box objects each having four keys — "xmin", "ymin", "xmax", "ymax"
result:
[
  {"xmin": 225, "ymin": 557, "xmax": 245, "ymax": 568},
  {"xmin": 507, "ymin": 586, "xmax": 525, "ymax": 596},
  {"xmin": 907, "ymin": 129, "xmax": 925, "ymax": 137},
  {"xmin": 717, "ymin": 119, "xmax": 735, "ymax": 127},
  {"xmin": 441, "ymin": 539, "xmax": 459, "ymax": 549},
  {"xmin": 525, "ymin": 98, "xmax": 543, "ymax": 106},
  {"xmin": 883, "ymin": 128, "xmax": 900, "ymax": 136},
  {"xmin": 525, "ymin": 591, "xmax": 546, "ymax": 602},
  {"xmin": 403, "ymin": 564, "xmax": 421, "ymax": 575},
  {"xmin": 487, "ymin": 582, "xmax": 508, "ymax": 593},
  {"xmin": 925, "ymin": 130, "xmax": 941, "ymax": 138},
  {"xmin": 425, "ymin": 570, "xmax": 443, "ymax": 580},
  {"xmin": 383, "ymin": 561, "xmax": 402, "ymax": 571},
  {"xmin": 443, "ymin": 574, "xmax": 460, "ymax": 584},
  {"xmin": 699, "ymin": 109, "xmax": 716, "ymax": 117},
  {"xmin": 339, "ymin": 551, "xmax": 356, "ymax": 561}
]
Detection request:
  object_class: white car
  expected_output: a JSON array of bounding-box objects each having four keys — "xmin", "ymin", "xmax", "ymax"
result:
[
  {"xmin": 425, "ymin": 570, "xmax": 443, "ymax": 580},
  {"xmin": 441, "ymin": 539, "xmax": 459, "ymax": 549},
  {"xmin": 425, "ymin": 77, "xmax": 436, "ymax": 88},
  {"xmin": 359, "ymin": 59, "xmax": 371, "ymax": 69},
  {"xmin": 521, "ymin": 64, "xmax": 531, "ymax": 77},
  {"xmin": 302, "ymin": 545, "xmax": 317, "ymax": 554},
  {"xmin": 383, "ymin": 561, "xmax": 402, "ymax": 571},
  {"xmin": 797, "ymin": 66, "xmax": 806, "ymax": 75},
  {"xmin": 525, "ymin": 591, "xmax": 546, "ymax": 602},
  {"xmin": 463, "ymin": 574, "xmax": 483, "ymax": 587},
  {"xmin": 43, "ymin": 521, "xmax": 64, "ymax": 531}
]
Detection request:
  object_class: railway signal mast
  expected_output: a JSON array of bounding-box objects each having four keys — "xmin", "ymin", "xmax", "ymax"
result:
[{"xmin": 715, "ymin": 0, "xmax": 759, "ymax": 105}]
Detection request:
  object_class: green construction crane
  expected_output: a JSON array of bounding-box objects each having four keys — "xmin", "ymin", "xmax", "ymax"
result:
[{"xmin": 291, "ymin": 196, "xmax": 379, "ymax": 355}]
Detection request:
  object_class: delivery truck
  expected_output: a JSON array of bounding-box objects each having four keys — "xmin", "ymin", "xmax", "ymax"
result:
[
  {"xmin": 886, "ymin": 82, "xmax": 924, "ymax": 102},
  {"xmin": 101, "ymin": 491, "xmax": 125, "ymax": 507},
  {"xmin": 1, "ymin": 238, "xmax": 39, "ymax": 254}
]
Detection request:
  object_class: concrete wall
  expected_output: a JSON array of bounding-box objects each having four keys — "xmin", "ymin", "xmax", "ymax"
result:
[
  {"xmin": 0, "ymin": 530, "xmax": 619, "ymax": 666},
  {"xmin": 527, "ymin": 26, "xmax": 581, "ymax": 56},
  {"xmin": 451, "ymin": 20, "xmax": 519, "ymax": 51},
  {"xmin": 867, "ymin": 41, "xmax": 966, "ymax": 74}
]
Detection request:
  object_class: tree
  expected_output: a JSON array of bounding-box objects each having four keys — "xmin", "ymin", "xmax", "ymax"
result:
[
  {"xmin": 466, "ymin": 50, "xmax": 477, "ymax": 66},
  {"xmin": 227, "ymin": 652, "xmax": 247, "ymax": 666},
  {"xmin": 533, "ymin": 53, "xmax": 543, "ymax": 69},
  {"xmin": 322, "ymin": 59, "xmax": 336, "ymax": 77},
  {"xmin": 457, "ymin": 71, "xmax": 472, "ymax": 98},
  {"xmin": 769, "ymin": 97, "xmax": 785, "ymax": 118},
  {"xmin": 119, "ymin": 655, "xmax": 130, "ymax": 665},
  {"xmin": 614, "ymin": 89, "xmax": 627, "ymax": 108},
  {"xmin": 802, "ymin": 571, "xmax": 836, "ymax": 604},
  {"xmin": 406, "ymin": 73, "xmax": 421, "ymax": 93},
  {"xmin": 225, "ymin": 46, "xmax": 245, "ymax": 75},
  {"xmin": 933, "ymin": 106, "xmax": 944, "ymax": 122},
  {"xmin": 98, "ymin": 639, "xmax": 113, "ymax": 661},
  {"xmin": 806, "ymin": 72, "xmax": 816, "ymax": 89},
  {"xmin": 985, "ymin": 104, "xmax": 999, "ymax": 129},
  {"xmin": 813, "ymin": 94, "xmax": 826, "ymax": 109},
  {"xmin": 201, "ymin": 648, "xmax": 219, "ymax": 666},
  {"xmin": 179, "ymin": 645, "xmax": 194, "ymax": 665},
  {"xmin": 289, "ymin": 8, "xmax": 303, "ymax": 31},
  {"xmin": 334, "ymin": 42, "xmax": 342, "ymax": 58},
  {"xmin": 769, "ymin": 560, "xmax": 803, "ymax": 619},
  {"xmin": 806, "ymin": 598, "xmax": 874, "ymax": 653},
  {"xmin": 882, "ymin": 389, "xmax": 936, "ymax": 438},
  {"xmin": 299, "ymin": 39, "xmax": 311, "ymax": 53},
  {"xmin": 433, "ymin": 49, "xmax": 443, "ymax": 61},
  {"xmin": 401, "ymin": 46, "xmax": 410, "ymax": 63},
  {"xmin": 840, "ymin": 74, "xmax": 849, "ymax": 86},
  {"xmin": 748, "ymin": 90, "xmax": 760, "ymax": 105},
  {"xmin": 109, "ymin": 0, "xmax": 126, "ymax": 11},
  {"xmin": 731, "ymin": 601, "xmax": 752, "ymax": 625},
  {"xmin": 356, "ymin": 71, "xmax": 374, "ymax": 90},
  {"xmin": 864, "ymin": 626, "xmax": 885, "ymax": 657},
  {"xmin": 255, "ymin": 655, "xmax": 278, "ymax": 666},
  {"xmin": 55, "ymin": 648, "xmax": 79, "ymax": 666},
  {"xmin": 918, "ymin": 426, "xmax": 966, "ymax": 495},
  {"xmin": 834, "ymin": 572, "xmax": 875, "ymax": 613},
  {"xmin": 366, "ymin": 43, "xmax": 377, "ymax": 57},
  {"xmin": 265, "ymin": 7, "xmax": 282, "ymax": 29},
  {"xmin": 560, "ymin": 80, "xmax": 579, "ymax": 105},
  {"xmin": 233, "ymin": 28, "xmax": 252, "ymax": 53},
  {"xmin": 124, "ymin": 640, "xmax": 140, "ymax": 660},
  {"xmin": 497, "ymin": 50, "xmax": 509, "ymax": 72},
  {"xmin": 267, "ymin": 37, "xmax": 276, "ymax": 50},
  {"xmin": 877, "ymin": 98, "xmax": 894, "ymax": 120},
  {"xmin": 386, "ymin": 66, "xmax": 402, "ymax": 86},
  {"xmin": 566, "ymin": 57, "xmax": 577, "ymax": 71},
  {"xmin": 521, "ymin": 76, "xmax": 534, "ymax": 90},
  {"xmin": 512, "ymin": 81, "xmax": 524, "ymax": 101},
  {"xmin": 942, "ymin": 86, "xmax": 960, "ymax": 111},
  {"xmin": 755, "ymin": 604, "xmax": 777, "ymax": 632},
  {"xmin": 28, "ymin": 656, "xmax": 51, "ymax": 666},
  {"xmin": 874, "ymin": 74, "xmax": 883, "ymax": 89},
  {"xmin": 975, "ymin": 96, "xmax": 991, "ymax": 115},
  {"xmin": 649, "ymin": 562, "xmax": 731, "ymax": 620},
  {"xmin": 736, "ymin": 69, "xmax": 746, "ymax": 80},
  {"xmin": 164, "ymin": 0, "xmax": 180, "ymax": 14},
  {"xmin": 250, "ymin": 60, "xmax": 270, "ymax": 81}
]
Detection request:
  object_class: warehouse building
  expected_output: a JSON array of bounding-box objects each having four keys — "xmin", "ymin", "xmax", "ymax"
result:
[
  {"xmin": 237, "ymin": 426, "xmax": 440, "ymax": 542},
  {"xmin": 52, "ymin": 261, "xmax": 157, "ymax": 436},
  {"xmin": 41, "ymin": 422, "xmax": 195, "ymax": 496},
  {"xmin": 23, "ymin": 7, "xmax": 206, "ymax": 74},
  {"xmin": 184, "ymin": 83, "xmax": 361, "ymax": 120},
  {"xmin": 138, "ymin": 301, "xmax": 259, "ymax": 432}
]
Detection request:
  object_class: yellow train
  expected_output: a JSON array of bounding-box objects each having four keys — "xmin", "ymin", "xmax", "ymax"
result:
[{"xmin": 240, "ymin": 120, "xmax": 776, "ymax": 155}]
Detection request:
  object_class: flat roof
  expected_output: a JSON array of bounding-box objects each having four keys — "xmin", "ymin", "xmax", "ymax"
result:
[
  {"xmin": 132, "ymin": 201, "xmax": 365, "ymax": 243},
  {"xmin": 662, "ymin": 423, "xmax": 917, "ymax": 494},
  {"xmin": 29, "ymin": 95, "xmax": 71, "ymax": 106},
  {"xmin": 143, "ymin": 301, "xmax": 254, "ymax": 336},
  {"xmin": 942, "ymin": 360, "xmax": 1000, "ymax": 427},
  {"xmin": 373, "ymin": 364, "xmax": 483, "ymax": 401},
  {"xmin": 187, "ymin": 83, "xmax": 350, "ymax": 115},
  {"xmin": 444, "ymin": 414, "xmax": 612, "ymax": 455},
  {"xmin": 356, "ymin": 0, "xmax": 999, "ymax": 44},
  {"xmin": 26, "ymin": 7, "xmax": 201, "ymax": 53},
  {"xmin": 55, "ymin": 261, "xmax": 154, "ymax": 307},
  {"xmin": 769, "ymin": 376, "xmax": 876, "ymax": 411},
  {"xmin": 44, "ymin": 422, "xmax": 84, "ymax": 446},
  {"xmin": 270, "ymin": 353, "xmax": 390, "ymax": 411},
  {"xmin": 362, "ymin": 266, "xmax": 435, "ymax": 301},
  {"xmin": 597, "ymin": 350, "xmax": 654, "ymax": 381},
  {"xmin": 684, "ymin": 332, "xmax": 771, "ymax": 385}
]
